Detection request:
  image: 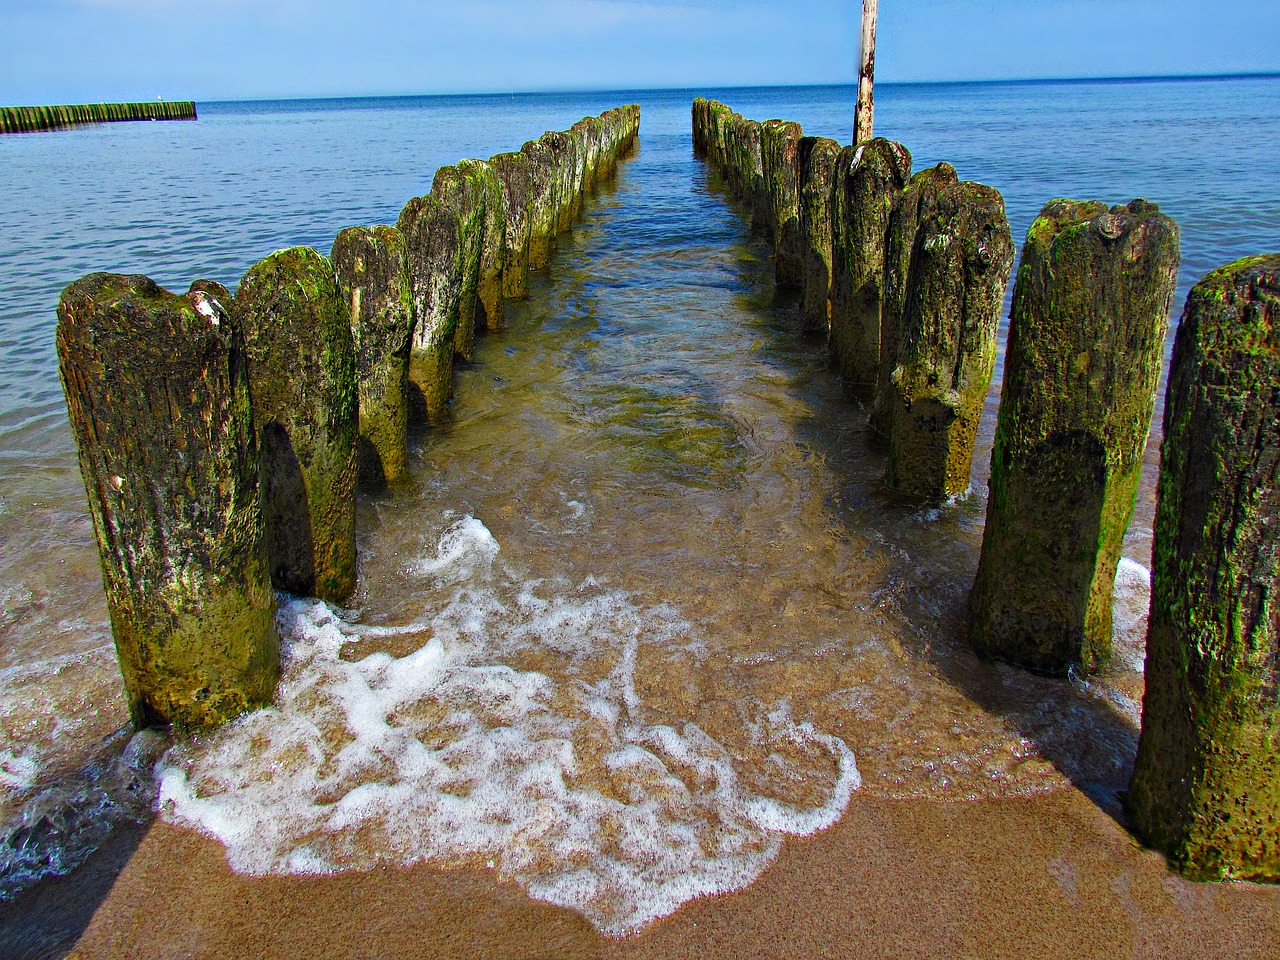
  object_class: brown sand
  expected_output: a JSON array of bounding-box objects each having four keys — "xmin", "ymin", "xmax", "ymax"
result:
[{"xmin": 4, "ymin": 787, "xmax": 1277, "ymax": 960}]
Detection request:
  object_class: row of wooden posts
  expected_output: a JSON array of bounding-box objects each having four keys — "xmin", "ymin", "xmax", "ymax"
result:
[
  {"xmin": 693, "ymin": 98, "xmax": 1280, "ymax": 883},
  {"xmin": 0, "ymin": 101, "xmax": 197, "ymax": 134},
  {"xmin": 56, "ymin": 104, "xmax": 640, "ymax": 730}
]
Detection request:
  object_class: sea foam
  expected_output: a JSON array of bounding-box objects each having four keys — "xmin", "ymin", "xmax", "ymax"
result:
[{"xmin": 157, "ymin": 516, "xmax": 860, "ymax": 935}]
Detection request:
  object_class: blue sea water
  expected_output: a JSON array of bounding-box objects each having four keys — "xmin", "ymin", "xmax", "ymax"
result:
[{"xmin": 0, "ymin": 77, "xmax": 1277, "ymax": 929}]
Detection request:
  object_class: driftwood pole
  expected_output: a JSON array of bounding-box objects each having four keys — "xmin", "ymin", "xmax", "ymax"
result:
[{"xmin": 855, "ymin": 0, "xmax": 879, "ymax": 145}]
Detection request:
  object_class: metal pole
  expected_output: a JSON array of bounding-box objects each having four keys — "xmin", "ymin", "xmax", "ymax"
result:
[{"xmin": 855, "ymin": 0, "xmax": 878, "ymax": 144}]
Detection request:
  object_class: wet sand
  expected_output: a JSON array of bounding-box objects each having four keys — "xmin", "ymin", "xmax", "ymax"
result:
[{"xmin": 5, "ymin": 786, "xmax": 1276, "ymax": 960}]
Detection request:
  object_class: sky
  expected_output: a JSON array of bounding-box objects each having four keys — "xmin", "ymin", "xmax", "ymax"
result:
[{"xmin": 2, "ymin": 0, "xmax": 1277, "ymax": 104}]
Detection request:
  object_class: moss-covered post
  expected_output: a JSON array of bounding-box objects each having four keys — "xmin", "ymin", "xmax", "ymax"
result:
[
  {"xmin": 735, "ymin": 117, "xmax": 769, "ymax": 233},
  {"xmin": 57, "ymin": 275, "xmax": 279, "ymax": 729},
  {"xmin": 431, "ymin": 164, "xmax": 487, "ymax": 362},
  {"xmin": 868, "ymin": 162, "xmax": 952, "ymax": 445},
  {"xmin": 564, "ymin": 127, "xmax": 588, "ymax": 221},
  {"xmin": 572, "ymin": 117, "xmax": 602, "ymax": 194},
  {"xmin": 798, "ymin": 136, "xmax": 842, "ymax": 334},
  {"xmin": 489, "ymin": 151, "xmax": 533, "ymax": 299},
  {"xmin": 885, "ymin": 178, "xmax": 1014, "ymax": 502},
  {"xmin": 396, "ymin": 193, "xmax": 461, "ymax": 421},
  {"xmin": 1127, "ymin": 254, "xmax": 1280, "ymax": 882},
  {"xmin": 235, "ymin": 247, "xmax": 358, "ymax": 604},
  {"xmin": 460, "ymin": 158, "xmax": 506, "ymax": 335},
  {"xmin": 521, "ymin": 138, "xmax": 558, "ymax": 270},
  {"xmin": 761, "ymin": 119, "xmax": 804, "ymax": 288},
  {"xmin": 541, "ymin": 130, "xmax": 578, "ymax": 235},
  {"xmin": 829, "ymin": 138, "xmax": 912, "ymax": 396},
  {"xmin": 331, "ymin": 225, "xmax": 414, "ymax": 487},
  {"xmin": 969, "ymin": 199, "xmax": 1180, "ymax": 674}
]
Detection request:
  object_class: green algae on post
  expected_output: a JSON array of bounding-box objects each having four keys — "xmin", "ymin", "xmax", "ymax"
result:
[
  {"xmin": 829, "ymin": 138, "xmax": 913, "ymax": 399},
  {"xmin": 1127, "ymin": 254, "xmax": 1280, "ymax": 883},
  {"xmin": 488, "ymin": 151, "xmax": 533, "ymax": 300},
  {"xmin": 868, "ymin": 161, "xmax": 952, "ymax": 445},
  {"xmin": 331, "ymin": 225, "xmax": 414, "ymax": 487},
  {"xmin": 57, "ymin": 274, "xmax": 279, "ymax": 729},
  {"xmin": 884, "ymin": 176, "xmax": 1014, "ymax": 502},
  {"xmin": 797, "ymin": 136, "xmax": 842, "ymax": 334},
  {"xmin": 397, "ymin": 192, "xmax": 463, "ymax": 420},
  {"xmin": 761, "ymin": 119, "xmax": 805, "ymax": 288},
  {"xmin": 432, "ymin": 164, "xmax": 488, "ymax": 362},
  {"xmin": 969, "ymin": 199, "xmax": 1179, "ymax": 675},
  {"xmin": 235, "ymin": 247, "xmax": 358, "ymax": 605},
  {"xmin": 521, "ymin": 139, "xmax": 559, "ymax": 271},
  {"xmin": 460, "ymin": 158, "xmax": 507, "ymax": 336}
]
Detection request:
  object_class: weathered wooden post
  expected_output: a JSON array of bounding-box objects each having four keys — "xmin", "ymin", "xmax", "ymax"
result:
[
  {"xmin": 460, "ymin": 158, "xmax": 506, "ymax": 336},
  {"xmin": 57, "ymin": 275, "xmax": 280, "ymax": 729},
  {"xmin": 489, "ymin": 151, "xmax": 533, "ymax": 298},
  {"xmin": 884, "ymin": 177, "xmax": 1014, "ymax": 501},
  {"xmin": 397, "ymin": 192, "xmax": 461, "ymax": 420},
  {"xmin": 331, "ymin": 225, "xmax": 414, "ymax": 487},
  {"xmin": 541, "ymin": 130, "xmax": 579, "ymax": 235},
  {"xmin": 431, "ymin": 164, "xmax": 488, "ymax": 362},
  {"xmin": 869, "ymin": 162, "xmax": 953, "ymax": 445},
  {"xmin": 235, "ymin": 247, "xmax": 358, "ymax": 605},
  {"xmin": 761, "ymin": 119, "xmax": 805, "ymax": 288},
  {"xmin": 969, "ymin": 199, "xmax": 1179, "ymax": 674},
  {"xmin": 798, "ymin": 136, "xmax": 842, "ymax": 333},
  {"xmin": 521, "ymin": 139, "xmax": 559, "ymax": 270},
  {"xmin": 1127, "ymin": 254, "xmax": 1280, "ymax": 882},
  {"xmin": 855, "ymin": 0, "xmax": 879, "ymax": 145},
  {"xmin": 828, "ymin": 138, "xmax": 913, "ymax": 397}
]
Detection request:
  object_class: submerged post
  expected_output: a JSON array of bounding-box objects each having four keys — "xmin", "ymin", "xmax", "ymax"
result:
[
  {"xmin": 855, "ymin": 0, "xmax": 879, "ymax": 145},
  {"xmin": 57, "ymin": 274, "xmax": 279, "ymax": 728},
  {"xmin": 968, "ymin": 199, "xmax": 1179, "ymax": 674},
  {"xmin": 1127, "ymin": 254, "xmax": 1280, "ymax": 883},
  {"xmin": 235, "ymin": 246, "xmax": 359, "ymax": 605}
]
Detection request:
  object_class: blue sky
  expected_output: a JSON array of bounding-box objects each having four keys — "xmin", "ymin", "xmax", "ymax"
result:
[{"xmin": 2, "ymin": 0, "xmax": 1277, "ymax": 103}]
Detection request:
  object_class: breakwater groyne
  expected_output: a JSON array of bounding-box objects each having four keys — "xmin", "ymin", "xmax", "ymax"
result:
[
  {"xmin": 56, "ymin": 104, "xmax": 639, "ymax": 730},
  {"xmin": 692, "ymin": 97, "xmax": 1016, "ymax": 504},
  {"xmin": 693, "ymin": 98, "xmax": 1280, "ymax": 885},
  {"xmin": 1, "ymin": 101, "xmax": 197, "ymax": 133}
]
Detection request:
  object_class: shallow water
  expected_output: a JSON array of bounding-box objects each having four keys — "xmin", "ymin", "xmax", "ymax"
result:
[{"xmin": 1, "ymin": 78, "xmax": 1278, "ymax": 929}]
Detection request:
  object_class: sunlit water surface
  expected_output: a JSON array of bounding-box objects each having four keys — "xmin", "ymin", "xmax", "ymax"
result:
[{"xmin": 1, "ymin": 78, "xmax": 1277, "ymax": 932}]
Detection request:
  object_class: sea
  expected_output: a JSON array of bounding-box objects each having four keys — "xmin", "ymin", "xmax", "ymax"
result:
[{"xmin": 0, "ymin": 77, "xmax": 1277, "ymax": 936}]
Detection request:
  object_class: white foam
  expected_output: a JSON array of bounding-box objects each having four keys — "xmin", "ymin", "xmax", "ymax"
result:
[
  {"xmin": 157, "ymin": 516, "xmax": 860, "ymax": 936},
  {"xmin": 1112, "ymin": 557, "xmax": 1151, "ymax": 672}
]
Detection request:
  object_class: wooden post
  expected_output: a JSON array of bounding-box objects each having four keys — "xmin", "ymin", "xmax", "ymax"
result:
[
  {"xmin": 968, "ymin": 200, "xmax": 1180, "ymax": 675},
  {"xmin": 855, "ymin": 0, "xmax": 879, "ymax": 145},
  {"xmin": 1128, "ymin": 254, "xmax": 1280, "ymax": 882},
  {"xmin": 57, "ymin": 275, "xmax": 280, "ymax": 728}
]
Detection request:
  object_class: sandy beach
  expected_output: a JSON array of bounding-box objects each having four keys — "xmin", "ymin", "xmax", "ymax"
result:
[{"xmin": 2, "ymin": 784, "xmax": 1275, "ymax": 960}]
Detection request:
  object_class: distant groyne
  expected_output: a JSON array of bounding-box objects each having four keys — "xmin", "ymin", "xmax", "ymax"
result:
[{"xmin": 0, "ymin": 101, "xmax": 197, "ymax": 134}]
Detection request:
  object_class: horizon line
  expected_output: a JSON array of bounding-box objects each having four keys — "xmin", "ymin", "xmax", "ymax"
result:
[{"xmin": 9, "ymin": 70, "xmax": 1275, "ymax": 109}]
